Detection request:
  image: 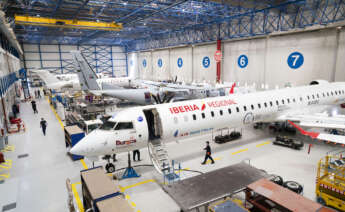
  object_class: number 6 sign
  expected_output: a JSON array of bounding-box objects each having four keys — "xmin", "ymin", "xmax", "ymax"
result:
[{"xmin": 287, "ymin": 52, "xmax": 304, "ymax": 69}]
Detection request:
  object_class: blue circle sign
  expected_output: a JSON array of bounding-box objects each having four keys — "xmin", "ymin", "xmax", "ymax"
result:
[
  {"xmin": 287, "ymin": 52, "xmax": 304, "ymax": 69},
  {"xmin": 158, "ymin": 59, "xmax": 163, "ymax": 68},
  {"xmin": 177, "ymin": 58, "xmax": 183, "ymax": 68},
  {"xmin": 202, "ymin": 56, "xmax": 210, "ymax": 68},
  {"xmin": 142, "ymin": 59, "xmax": 147, "ymax": 68},
  {"xmin": 137, "ymin": 116, "xmax": 143, "ymax": 122},
  {"xmin": 238, "ymin": 55, "xmax": 248, "ymax": 68}
]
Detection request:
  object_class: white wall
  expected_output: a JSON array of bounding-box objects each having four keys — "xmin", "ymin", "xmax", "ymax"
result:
[
  {"xmin": 23, "ymin": 44, "xmax": 126, "ymax": 77},
  {"xmin": 169, "ymin": 47, "xmax": 192, "ymax": 83},
  {"xmin": 152, "ymin": 50, "xmax": 170, "ymax": 80},
  {"xmin": 133, "ymin": 27, "xmax": 345, "ymax": 87}
]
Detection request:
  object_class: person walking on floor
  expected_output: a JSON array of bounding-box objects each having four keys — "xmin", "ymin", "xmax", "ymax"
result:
[
  {"xmin": 40, "ymin": 118, "xmax": 47, "ymax": 136},
  {"xmin": 37, "ymin": 89, "xmax": 41, "ymax": 99},
  {"xmin": 31, "ymin": 100, "xmax": 38, "ymax": 114},
  {"xmin": 133, "ymin": 149, "xmax": 141, "ymax": 161},
  {"xmin": 201, "ymin": 141, "xmax": 215, "ymax": 165}
]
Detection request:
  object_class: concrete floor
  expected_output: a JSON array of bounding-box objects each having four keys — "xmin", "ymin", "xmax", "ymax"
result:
[{"xmin": 0, "ymin": 97, "xmax": 342, "ymax": 212}]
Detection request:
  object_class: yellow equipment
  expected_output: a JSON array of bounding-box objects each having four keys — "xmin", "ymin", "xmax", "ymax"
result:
[
  {"xmin": 15, "ymin": 15, "xmax": 122, "ymax": 31},
  {"xmin": 316, "ymin": 155, "xmax": 345, "ymax": 211}
]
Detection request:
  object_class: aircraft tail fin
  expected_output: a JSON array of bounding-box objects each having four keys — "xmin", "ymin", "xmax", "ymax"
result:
[{"xmin": 71, "ymin": 50, "xmax": 101, "ymax": 90}]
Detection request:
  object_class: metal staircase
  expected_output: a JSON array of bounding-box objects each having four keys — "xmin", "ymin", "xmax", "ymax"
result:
[{"xmin": 147, "ymin": 139, "xmax": 172, "ymax": 175}]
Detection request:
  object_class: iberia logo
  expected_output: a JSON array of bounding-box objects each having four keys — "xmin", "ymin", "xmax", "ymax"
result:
[{"xmin": 201, "ymin": 103, "xmax": 206, "ymax": 111}]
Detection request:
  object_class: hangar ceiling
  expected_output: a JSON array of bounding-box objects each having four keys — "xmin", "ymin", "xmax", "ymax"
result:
[{"xmin": 2, "ymin": 0, "xmax": 345, "ymax": 51}]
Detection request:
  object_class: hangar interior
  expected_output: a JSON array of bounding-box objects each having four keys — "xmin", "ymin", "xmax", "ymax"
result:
[{"xmin": 0, "ymin": 0, "xmax": 344, "ymax": 212}]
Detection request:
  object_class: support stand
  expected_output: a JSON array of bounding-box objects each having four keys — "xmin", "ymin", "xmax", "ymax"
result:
[{"xmin": 122, "ymin": 152, "xmax": 140, "ymax": 179}]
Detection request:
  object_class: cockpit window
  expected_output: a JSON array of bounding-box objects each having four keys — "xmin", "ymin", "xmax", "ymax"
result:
[
  {"xmin": 115, "ymin": 122, "xmax": 134, "ymax": 130},
  {"xmin": 100, "ymin": 121, "xmax": 116, "ymax": 130}
]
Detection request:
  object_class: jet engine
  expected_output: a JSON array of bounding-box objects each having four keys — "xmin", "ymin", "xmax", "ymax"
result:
[{"xmin": 310, "ymin": 80, "xmax": 329, "ymax": 85}]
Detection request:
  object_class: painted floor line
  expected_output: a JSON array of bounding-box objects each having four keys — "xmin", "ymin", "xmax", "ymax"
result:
[
  {"xmin": 205, "ymin": 157, "xmax": 221, "ymax": 164},
  {"xmin": 0, "ymin": 173, "xmax": 10, "ymax": 179},
  {"xmin": 80, "ymin": 159, "xmax": 88, "ymax": 170},
  {"xmin": 120, "ymin": 179, "xmax": 156, "ymax": 192},
  {"xmin": 231, "ymin": 148, "xmax": 249, "ymax": 155},
  {"xmin": 256, "ymin": 141, "xmax": 271, "ymax": 147},
  {"xmin": 71, "ymin": 182, "xmax": 84, "ymax": 212}
]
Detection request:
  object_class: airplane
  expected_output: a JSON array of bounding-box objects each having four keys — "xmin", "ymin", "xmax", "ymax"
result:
[
  {"xmin": 71, "ymin": 51, "xmax": 248, "ymax": 105},
  {"xmin": 70, "ymin": 80, "xmax": 345, "ymax": 173}
]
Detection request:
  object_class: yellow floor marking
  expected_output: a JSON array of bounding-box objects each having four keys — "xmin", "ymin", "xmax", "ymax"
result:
[
  {"xmin": 131, "ymin": 201, "xmax": 136, "ymax": 207},
  {"xmin": 71, "ymin": 182, "xmax": 84, "ymax": 212},
  {"xmin": 120, "ymin": 179, "xmax": 156, "ymax": 192},
  {"xmin": 0, "ymin": 165, "xmax": 10, "ymax": 169},
  {"xmin": 231, "ymin": 148, "xmax": 249, "ymax": 155},
  {"xmin": 256, "ymin": 141, "xmax": 271, "ymax": 147},
  {"xmin": 0, "ymin": 173, "xmax": 10, "ymax": 179},
  {"xmin": 125, "ymin": 194, "xmax": 130, "ymax": 200},
  {"xmin": 175, "ymin": 168, "xmax": 190, "ymax": 174},
  {"xmin": 47, "ymin": 96, "xmax": 64, "ymax": 130},
  {"xmin": 80, "ymin": 159, "xmax": 88, "ymax": 169},
  {"xmin": 137, "ymin": 210, "xmax": 141, "ymax": 212},
  {"xmin": 205, "ymin": 157, "xmax": 221, "ymax": 164},
  {"xmin": 1, "ymin": 145, "xmax": 15, "ymax": 152}
]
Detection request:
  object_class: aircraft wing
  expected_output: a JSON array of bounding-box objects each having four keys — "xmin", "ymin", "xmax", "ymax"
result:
[
  {"xmin": 288, "ymin": 120, "xmax": 345, "ymax": 145},
  {"xmin": 279, "ymin": 112, "xmax": 345, "ymax": 130}
]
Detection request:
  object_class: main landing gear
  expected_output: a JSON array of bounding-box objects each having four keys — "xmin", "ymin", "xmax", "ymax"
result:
[{"xmin": 103, "ymin": 154, "xmax": 117, "ymax": 173}]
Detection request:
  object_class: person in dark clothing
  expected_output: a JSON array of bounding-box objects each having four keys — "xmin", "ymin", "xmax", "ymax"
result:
[
  {"xmin": 37, "ymin": 89, "xmax": 41, "ymax": 99},
  {"xmin": 133, "ymin": 149, "xmax": 141, "ymax": 161},
  {"xmin": 31, "ymin": 100, "xmax": 38, "ymax": 114},
  {"xmin": 40, "ymin": 118, "xmax": 47, "ymax": 136},
  {"xmin": 201, "ymin": 141, "xmax": 215, "ymax": 165},
  {"xmin": 12, "ymin": 104, "xmax": 18, "ymax": 118}
]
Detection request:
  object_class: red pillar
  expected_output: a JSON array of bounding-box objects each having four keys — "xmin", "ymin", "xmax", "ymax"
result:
[{"xmin": 216, "ymin": 39, "xmax": 221, "ymax": 83}]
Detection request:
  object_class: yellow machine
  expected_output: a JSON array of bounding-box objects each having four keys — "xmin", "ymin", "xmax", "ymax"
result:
[{"xmin": 316, "ymin": 155, "xmax": 345, "ymax": 211}]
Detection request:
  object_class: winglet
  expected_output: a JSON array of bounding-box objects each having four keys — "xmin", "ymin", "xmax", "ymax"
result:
[
  {"xmin": 288, "ymin": 120, "xmax": 320, "ymax": 139},
  {"xmin": 229, "ymin": 83, "xmax": 236, "ymax": 94}
]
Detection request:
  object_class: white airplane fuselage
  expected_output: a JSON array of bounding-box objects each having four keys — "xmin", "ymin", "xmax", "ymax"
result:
[{"xmin": 70, "ymin": 82, "xmax": 345, "ymax": 157}]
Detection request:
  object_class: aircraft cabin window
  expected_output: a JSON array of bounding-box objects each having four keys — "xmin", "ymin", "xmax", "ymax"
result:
[
  {"xmin": 322, "ymin": 93, "xmax": 325, "ymax": 97},
  {"xmin": 281, "ymin": 99, "xmax": 284, "ymax": 104},
  {"xmin": 174, "ymin": 117, "xmax": 178, "ymax": 124},
  {"xmin": 270, "ymin": 101, "xmax": 273, "ymax": 107},
  {"xmin": 236, "ymin": 107, "xmax": 240, "ymax": 112},
  {"xmin": 220, "ymin": 110, "xmax": 223, "ymax": 116},
  {"xmin": 201, "ymin": 113, "xmax": 205, "ymax": 119},
  {"xmin": 228, "ymin": 108, "xmax": 231, "ymax": 114},
  {"xmin": 193, "ymin": 114, "xmax": 197, "ymax": 120},
  {"xmin": 316, "ymin": 94, "xmax": 319, "ymax": 98},
  {"xmin": 243, "ymin": 106, "xmax": 247, "ymax": 111},
  {"xmin": 276, "ymin": 100, "xmax": 279, "ymax": 106},
  {"xmin": 115, "ymin": 122, "xmax": 133, "ymax": 130},
  {"xmin": 327, "ymin": 92, "xmax": 329, "ymax": 96},
  {"xmin": 264, "ymin": 102, "xmax": 267, "ymax": 107},
  {"xmin": 335, "ymin": 91, "xmax": 338, "ymax": 95},
  {"xmin": 307, "ymin": 95, "xmax": 310, "ymax": 100},
  {"xmin": 331, "ymin": 91, "xmax": 333, "ymax": 96},
  {"xmin": 251, "ymin": 105, "xmax": 254, "ymax": 110},
  {"xmin": 258, "ymin": 104, "xmax": 261, "ymax": 109},
  {"xmin": 287, "ymin": 99, "xmax": 290, "ymax": 104},
  {"xmin": 312, "ymin": 94, "xmax": 315, "ymax": 99},
  {"xmin": 100, "ymin": 121, "xmax": 116, "ymax": 130},
  {"xmin": 211, "ymin": 111, "xmax": 214, "ymax": 117},
  {"xmin": 293, "ymin": 98, "xmax": 296, "ymax": 103}
]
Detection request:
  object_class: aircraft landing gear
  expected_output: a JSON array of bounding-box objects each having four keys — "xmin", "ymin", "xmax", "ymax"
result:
[
  {"xmin": 103, "ymin": 155, "xmax": 116, "ymax": 173},
  {"xmin": 105, "ymin": 163, "xmax": 115, "ymax": 173}
]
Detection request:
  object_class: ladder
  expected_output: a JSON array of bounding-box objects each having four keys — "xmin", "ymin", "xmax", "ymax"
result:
[{"xmin": 147, "ymin": 139, "xmax": 171, "ymax": 175}]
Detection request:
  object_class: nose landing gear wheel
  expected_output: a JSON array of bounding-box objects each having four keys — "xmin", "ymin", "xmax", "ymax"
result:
[{"xmin": 105, "ymin": 163, "xmax": 115, "ymax": 173}]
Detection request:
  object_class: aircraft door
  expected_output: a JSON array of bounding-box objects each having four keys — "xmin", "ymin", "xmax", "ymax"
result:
[{"xmin": 143, "ymin": 109, "xmax": 162, "ymax": 140}]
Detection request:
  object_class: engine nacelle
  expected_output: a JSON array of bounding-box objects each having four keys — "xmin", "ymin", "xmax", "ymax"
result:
[{"xmin": 310, "ymin": 80, "xmax": 329, "ymax": 85}]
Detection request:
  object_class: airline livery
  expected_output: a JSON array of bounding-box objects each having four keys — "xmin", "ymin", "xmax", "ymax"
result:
[{"xmin": 71, "ymin": 80, "xmax": 345, "ymax": 173}]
